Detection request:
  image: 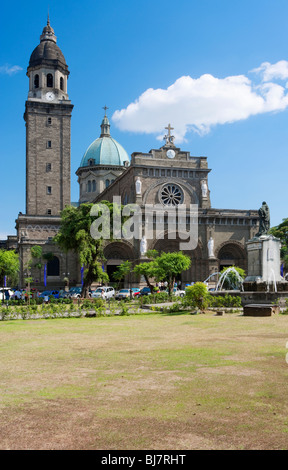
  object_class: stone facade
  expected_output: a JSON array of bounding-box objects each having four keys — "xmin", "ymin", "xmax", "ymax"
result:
[
  {"xmin": 76, "ymin": 164, "xmax": 128, "ymax": 203},
  {"xmin": 93, "ymin": 144, "xmax": 259, "ymax": 286},
  {"xmin": 9, "ymin": 19, "xmax": 261, "ymax": 291},
  {"xmin": 25, "ymin": 100, "xmax": 73, "ymax": 216},
  {"xmin": 16, "ymin": 214, "xmax": 79, "ymax": 289}
]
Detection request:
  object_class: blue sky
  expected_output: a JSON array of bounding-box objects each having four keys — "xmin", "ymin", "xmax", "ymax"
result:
[{"xmin": 1, "ymin": 0, "xmax": 288, "ymax": 238}]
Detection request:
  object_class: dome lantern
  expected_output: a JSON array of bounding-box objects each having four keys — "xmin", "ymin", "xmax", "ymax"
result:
[
  {"xmin": 79, "ymin": 110, "xmax": 130, "ymax": 168},
  {"xmin": 40, "ymin": 14, "xmax": 57, "ymax": 43}
]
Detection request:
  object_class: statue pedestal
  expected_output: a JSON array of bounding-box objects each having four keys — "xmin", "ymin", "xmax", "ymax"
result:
[{"xmin": 245, "ymin": 235, "xmax": 281, "ymax": 283}]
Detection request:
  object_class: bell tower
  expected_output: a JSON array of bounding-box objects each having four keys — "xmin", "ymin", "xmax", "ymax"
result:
[{"xmin": 24, "ymin": 17, "xmax": 73, "ymax": 216}]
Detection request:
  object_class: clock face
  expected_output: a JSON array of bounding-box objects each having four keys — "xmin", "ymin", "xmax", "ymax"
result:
[
  {"xmin": 46, "ymin": 92, "xmax": 55, "ymax": 101},
  {"xmin": 166, "ymin": 149, "xmax": 175, "ymax": 159}
]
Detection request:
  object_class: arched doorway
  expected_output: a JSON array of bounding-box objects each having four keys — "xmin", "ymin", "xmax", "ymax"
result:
[
  {"xmin": 103, "ymin": 241, "xmax": 136, "ymax": 286},
  {"xmin": 47, "ymin": 256, "xmax": 60, "ymax": 277},
  {"xmin": 217, "ymin": 242, "xmax": 247, "ymax": 273}
]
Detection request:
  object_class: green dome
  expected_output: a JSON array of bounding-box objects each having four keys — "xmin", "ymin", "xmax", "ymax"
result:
[
  {"xmin": 80, "ymin": 136, "xmax": 129, "ymax": 167},
  {"xmin": 80, "ymin": 113, "xmax": 130, "ymax": 167}
]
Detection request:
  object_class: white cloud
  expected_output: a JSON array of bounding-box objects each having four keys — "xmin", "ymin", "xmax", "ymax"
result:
[
  {"xmin": 112, "ymin": 61, "xmax": 288, "ymax": 142},
  {"xmin": 252, "ymin": 60, "xmax": 288, "ymax": 82},
  {"xmin": 0, "ymin": 64, "xmax": 23, "ymax": 75}
]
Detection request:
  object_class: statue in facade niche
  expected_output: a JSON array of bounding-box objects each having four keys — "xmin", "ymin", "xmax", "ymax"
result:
[
  {"xmin": 256, "ymin": 201, "xmax": 270, "ymax": 237},
  {"xmin": 135, "ymin": 177, "xmax": 142, "ymax": 195},
  {"xmin": 201, "ymin": 180, "xmax": 208, "ymax": 198},
  {"xmin": 208, "ymin": 237, "xmax": 215, "ymax": 258},
  {"xmin": 140, "ymin": 236, "xmax": 147, "ymax": 255}
]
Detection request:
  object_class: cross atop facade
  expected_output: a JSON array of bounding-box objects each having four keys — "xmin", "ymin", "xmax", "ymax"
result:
[
  {"xmin": 103, "ymin": 105, "xmax": 109, "ymax": 116},
  {"xmin": 163, "ymin": 123, "xmax": 175, "ymax": 146},
  {"xmin": 165, "ymin": 123, "xmax": 174, "ymax": 138}
]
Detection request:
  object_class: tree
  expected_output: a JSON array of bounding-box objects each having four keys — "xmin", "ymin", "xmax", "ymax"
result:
[
  {"xmin": 113, "ymin": 261, "xmax": 132, "ymax": 288},
  {"xmin": 133, "ymin": 260, "xmax": 158, "ymax": 292},
  {"xmin": 0, "ymin": 249, "xmax": 19, "ymax": 287},
  {"xmin": 54, "ymin": 202, "xmax": 121, "ymax": 298},
  {"xmin": 29, "ymin": 246, "xmax": 54, "ymax": 285},
  {"xmin": 30, "ymin": 245, "xmax": 43, "ymax": 283},
  {"xmin": 270, "ymin": 218, "xmax": 288, "ymax": 270},
  {"xmin": 154, "ymin": 252, "xmax": 191, "ymax": 296},
  {"xmin": 133, "ymin": 251, "xmax": 191, "ymax": 296}
]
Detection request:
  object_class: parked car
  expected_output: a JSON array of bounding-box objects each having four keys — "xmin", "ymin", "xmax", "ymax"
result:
[
  {"xmin": 171, "ymin": 287, "xmax": 186, "ymax": 297},
  {"xmin": 131, "ymin": 287, "xmax": 141, "ymax": 298},
  {"xmin": 63, "ymin": 287, "xmax": 83, "ymax": 298},
  {"xmin": 115, "ymin": 289, "xmax": 132, "ymax": 300},
  {"xmin": 91, "ymin": 286, "xmax": 115, "ymax": 300},
  {"xmin": 139, "ymin": 286, "xmax": 153, "ymax": 296},
  {"xmin": 39, "ymin": 290, "xmax": 60, "ymax": 299},
  {"xmin": 69, "ymin": 287, "xmax": 83, "ymax": 298}
]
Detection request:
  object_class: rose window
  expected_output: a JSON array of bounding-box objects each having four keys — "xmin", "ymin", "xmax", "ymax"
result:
[{"xmin": 160, "ymin": 183, "xmax": 184, "ymax": 206}]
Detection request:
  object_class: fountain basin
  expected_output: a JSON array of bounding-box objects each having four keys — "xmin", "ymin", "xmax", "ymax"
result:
[
  {"xmin": 243, "ymin": 304, "xmax": 280, "ymax": 316},
  {"xmin": 210, "ymin": 289, "xmax": 288, "ymax": 307}
]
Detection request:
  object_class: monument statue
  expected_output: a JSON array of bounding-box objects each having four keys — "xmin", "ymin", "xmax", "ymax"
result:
[
  {"xmin": 256, "ymin": 201, "xmax": 270, "ymax": 237},
  {"xmin": 140, "ymin": 236, "xmax": 147, "ymax": 256},
  {"xmin": 208, "ymin": 237, "xmax": 215, "ymax": 258},
  {"xmin": 201, "ymin": 180, "xmax": 208, "ymax": 198},
  {"xmin": 135, "ymin": 177, "xmax": 142, "ymax": 195}
]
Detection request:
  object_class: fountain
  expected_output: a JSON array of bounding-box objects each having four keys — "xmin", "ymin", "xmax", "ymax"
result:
[
  {"xmin": 203, "ymin": 272, "xmax": 221, "ymax": 290},
  {"xmin": 215, "ymin": 267, "xmax": 244, "ymax": 292},
  {"xmin": 267, "ymin": 269, "xmax": 277, "ymax": 293},
  {"xmin": 208, "ymin": 203, "xmax": 288, "ymax": 315}
]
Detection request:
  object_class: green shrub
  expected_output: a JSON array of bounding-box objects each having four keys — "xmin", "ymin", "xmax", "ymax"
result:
[
  {"xmin": 182, "ymin": 282, "xmax": 211, "ymax": 312},
  {"xmin": 119, "ymin": 301, "xmax": 129, "ymax": 316},
  {"xmin": 139, "ymin": 295, "xmax": 150, "ymax": 305},
  {"xmin": 209, "ymin": 294, "xmax": 242, "ymax": 308}
]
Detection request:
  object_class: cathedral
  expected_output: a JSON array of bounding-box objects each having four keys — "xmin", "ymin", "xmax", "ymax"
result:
[{"xmin": 13, "ymin": 19, "xmax": 260, "ymax": 289}]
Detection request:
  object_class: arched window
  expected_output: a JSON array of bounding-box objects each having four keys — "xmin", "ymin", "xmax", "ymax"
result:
[
  {"xmin": 34, "ymin": 74, "xmax": 39, "ymax": 89},
  {"xmin": 87, "ymin": 181, "xmax": 91, "ymax": 192},
  {"xmin": 105, "ymin": 179, "xmax": 110, "ymax": 188},
  {"xmin": 47, "ymin": 256, "xmax": 60, "ymax": 276},
  {"xmin": 92, "ymin": 180, "xmax": 96, "ymax": 192},
  {"xmin": 47, "ymin": 73, "xmax": 53, "ymax": 88},
  {"xmin": 60, "ymin": 76, "xmax": 64, "ymax": 91}
]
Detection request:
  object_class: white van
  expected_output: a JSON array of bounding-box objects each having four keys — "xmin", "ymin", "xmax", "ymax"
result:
[{"xmin": 91, "ymin": 287, "xmax": 115, "ymax": 300}]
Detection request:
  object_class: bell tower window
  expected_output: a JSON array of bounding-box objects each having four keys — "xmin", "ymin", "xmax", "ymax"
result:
[
  {"xmin": 47, "ymin": 73, "xmax": 53, "ymax": 88},
  {"xmin": 60, "ymin": 77, "xmax": 64, "ymax": 91},
  {"xmin": 34, "ymin": 74, "xmax": 39, "ymax": 89}
]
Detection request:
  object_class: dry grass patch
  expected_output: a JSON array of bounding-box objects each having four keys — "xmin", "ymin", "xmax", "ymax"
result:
[{"xmin": 1, "ymin": 313, "xmax": 288, "ymax": 449}]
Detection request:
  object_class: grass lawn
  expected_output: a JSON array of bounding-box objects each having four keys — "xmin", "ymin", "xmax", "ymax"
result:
[{"xmin": 0, "ymin": 311, "xmax": 288, "ymax": 450}]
